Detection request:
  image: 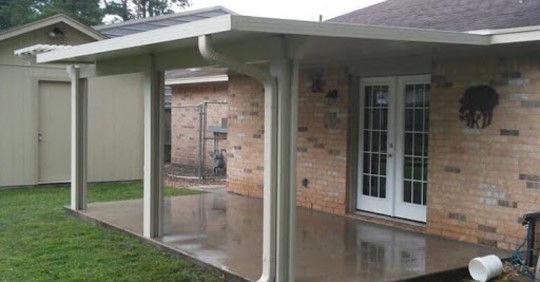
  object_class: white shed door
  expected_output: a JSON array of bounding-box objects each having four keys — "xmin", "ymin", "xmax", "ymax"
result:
[{"xmin": 38, "ymin": 81, "xmax": 71, "ymax": 183}]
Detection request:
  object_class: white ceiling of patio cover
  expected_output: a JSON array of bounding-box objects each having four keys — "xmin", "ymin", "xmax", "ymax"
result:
[{"xmin": 37, "ymin": 14, "xmax": 491, "ymax": 67}]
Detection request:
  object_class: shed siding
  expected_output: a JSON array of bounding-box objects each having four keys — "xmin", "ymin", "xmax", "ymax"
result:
[{"xmin": 0, "ymin": 24, "xmax": 144, "ymax": 187}]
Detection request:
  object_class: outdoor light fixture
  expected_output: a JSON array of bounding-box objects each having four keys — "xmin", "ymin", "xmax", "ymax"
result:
[
  {"xmin": 48, "ymin": 27, "xmax": 65, "ymax": 38},
  {"xmin": 311, "ymin": 73, "xmax": 324, "ymax": 93},
  {"xmin": 326, "ymin": 89, "xmax": 338, "ymax": 104}
]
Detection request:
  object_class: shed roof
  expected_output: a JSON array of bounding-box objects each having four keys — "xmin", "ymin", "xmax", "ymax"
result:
[
  {"xmin": 0, "ymin": 13, "xmax": 105, "ymax": 42},
  {"xmin": 329, "ymin": 0, "xmax": 540, "ymax": 32},
  {"xmin": 94, "ymin": 6, "xmax": 235, "ymax": 38}
]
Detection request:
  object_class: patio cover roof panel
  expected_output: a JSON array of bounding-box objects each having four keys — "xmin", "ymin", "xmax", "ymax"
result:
[{"xmin": 37, "ymin": 15, "xmax": 491, "ymax": 67}]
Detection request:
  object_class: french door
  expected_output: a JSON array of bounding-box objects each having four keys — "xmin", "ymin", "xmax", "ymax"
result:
[{"xmin": 357, "ymin": 75, "xmax": 430, "ymax": 222}]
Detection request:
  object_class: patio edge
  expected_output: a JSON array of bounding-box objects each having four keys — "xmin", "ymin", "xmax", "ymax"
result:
[
  {"xmin": 391, "ymin": 267, "xmax": 469, "ymax": 282},
  {"xmin": 63, "ymin": 206, "xmax": 251, "ymax": 282}
]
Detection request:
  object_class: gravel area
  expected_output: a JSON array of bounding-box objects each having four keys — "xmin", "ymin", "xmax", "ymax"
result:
[{"xmin": 164, "ymin": 163, "xmax": 226, "ymax": 188}]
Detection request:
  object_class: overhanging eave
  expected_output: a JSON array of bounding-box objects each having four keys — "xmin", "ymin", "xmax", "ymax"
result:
[{"xmin": 37, "ymin": 14, "xmax": 494, "ymax": 69}]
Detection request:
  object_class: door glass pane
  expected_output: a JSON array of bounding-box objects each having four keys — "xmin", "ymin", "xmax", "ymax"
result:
[
  {"xmin": 365, "ymin": 86, "xmax": 373, "ymax": 106},
  {"xmin": 362, "ymin": 84, "xmax": 388, "ymax": 198},
  {"xmin": 403, "ymin": 180, "xmax": 412, "ymax": 203},
  {"xmin": 403, "ymin": 83, "xmax": 429, "ymax": 206}
]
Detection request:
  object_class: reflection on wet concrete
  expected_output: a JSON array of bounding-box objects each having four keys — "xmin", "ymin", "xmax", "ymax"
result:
[{"xmin": 85, "ymin": 192, "xmax": 510, "ymax": 281}]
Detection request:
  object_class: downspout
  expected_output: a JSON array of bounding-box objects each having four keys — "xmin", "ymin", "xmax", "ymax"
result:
[
  {"xmin": 198, "ymin": 35, "xmax": 278, "ymax": 282},
  {"xmin": 197, "ymin": 102, "xmax": 204, "ymax": 182}
]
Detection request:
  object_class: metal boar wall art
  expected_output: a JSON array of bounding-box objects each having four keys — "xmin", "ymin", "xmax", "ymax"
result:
[{"xmin": 458, "ymin": 85, "xmax": 499, "ymax": 129}]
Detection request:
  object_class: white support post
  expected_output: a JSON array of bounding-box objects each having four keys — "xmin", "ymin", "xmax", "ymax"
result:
[
  {"xmin": 67, "ymin": 65, "xmax": 88, "ymax": 211},
  {"xmin": 273, "ymin": 57, "xmax": 301, "ymax": 282},
  {"xmin": 274, "ymin": 36, "xmax": 304, "ymax": 282},
  {"xmin": 272, "ymin": 58, "xmax": 291, "ymax": 282},
  {"xmin": 287, "ymin": 56, "xmax": 300, "ymax": 282},
  {"xmin": 143, "ymin": 55, "xmax": 165, "ymax": 238}
]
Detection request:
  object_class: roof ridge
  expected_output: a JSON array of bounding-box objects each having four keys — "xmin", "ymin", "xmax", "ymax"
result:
[
  {"xmin": 1, "ymin": 13, "xmax": 69, "ymax": 36},
  {"xmin": 0, "ymin": 13, "xmax": 105, "ymax": 41},
  {"xmin": 94, "ymin": 6, "xmax": 235, "ymax": 31}
]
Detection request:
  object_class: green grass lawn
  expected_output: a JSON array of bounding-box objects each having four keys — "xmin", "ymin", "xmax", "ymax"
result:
[{"xmin": 0, "ymin": 182, "xmax": 219, "ymax": 282}]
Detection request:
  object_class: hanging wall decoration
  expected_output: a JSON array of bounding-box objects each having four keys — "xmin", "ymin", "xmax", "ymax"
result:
[{"xmin": 459, "ymin": 85, "xmax": 499, "ymax": 129}]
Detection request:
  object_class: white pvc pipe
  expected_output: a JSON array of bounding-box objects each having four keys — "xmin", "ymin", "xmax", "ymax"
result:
[
  {"xmin": 468, "ymin": 254, "xmax": 503, "ymax": 282},
  {"xmin": 198, "ymin": 35, "xmax": 278, "ymax": 282}
]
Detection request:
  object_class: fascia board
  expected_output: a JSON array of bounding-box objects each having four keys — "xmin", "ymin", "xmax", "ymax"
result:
[
  {"xmin": 165, "ymin": 74, "xmax": 228, "ymax": 85},
  {"xmin": 490, "ymin": 30, "xmax": 540, "ymax": 44},
  {"xmin": 469, "ymin": 25, "xmax": 540, "ymax": 35},
  {"xmin": 93, "ymin": 6, "xmax": 236, "ymax": 31},
  {"xmin": 37, "ymin": 14, "xmax": 233, "ymax": 64},
  {"xmin": 230, "ymin": 15, "xmax": 490, "ymax": 46}
]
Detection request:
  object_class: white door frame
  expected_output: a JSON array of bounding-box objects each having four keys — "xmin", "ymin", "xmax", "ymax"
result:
[
  {"xmin": 394, "ymin": 75, "xmax": 430, "ymax": 222},
  {"xmin": 357, "ymin": 76, "xmax": 397, "ymax": 216},
  {"xmin": 357, "ymin": 75, "xmax": 430, "ymax": 222}
]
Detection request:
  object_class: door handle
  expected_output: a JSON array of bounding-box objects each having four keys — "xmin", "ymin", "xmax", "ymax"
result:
[
  {"xmin": 387, "ymin": 153, "xmax": 393, "ymax": 158},
  {"xmin": 38, "ymin": 133, "xmax": 43, "ymax": 142}
]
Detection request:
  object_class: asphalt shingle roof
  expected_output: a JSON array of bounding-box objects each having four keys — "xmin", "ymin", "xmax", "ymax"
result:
[
  {"xmin": 329, "ymin": 0, "xmax": 540, "ymax": 31},
  {"xmin": 94, "ymin": 6, "xmax": 234, "ymax": 38}
]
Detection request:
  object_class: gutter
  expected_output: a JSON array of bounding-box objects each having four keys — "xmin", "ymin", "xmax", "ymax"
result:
[{"xmin": 198, "ymin": 35, "xmax": 278, "ymax": 282}]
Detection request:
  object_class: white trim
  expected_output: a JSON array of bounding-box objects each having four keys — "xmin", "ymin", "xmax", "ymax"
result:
[
  {"xmin": 357, "ymin": 75, "xmax": 430, "ymax": 223},
  {"xmin": 38, "ymin": 14, "xmax": 491, "ymax": 64},
  {"xmin": 468, "ymin": 24, "xmax": 540, "ymax": 35},
  {"xmin": 490, "ymin": 30, "xmax": 540, "ymax": 44},
  {"xmin": 468, "ymin": 25, "xmax": 540, "ymax": 44},
  {"xmin": 0, "ymin": 14, "xmax": 105, "ymax": 42},
  {"xmin": 357, "ymin": 76, "xmax": 396, "ymax": 216},
  {"xmin": 394, "ymin": 75, "xmax": 430, "ymax": 223},
  {"xmin": 231, "ymin": 16, "xmax": 490, "ymax": 45},
  {"xmin": 93, "ymin": 6, "xmax": 237, "ymax": 31},
  {"xmin": 165, "ymin": 74, "xmax": 228, "ymax": 85},
  {"xmin": 37, "ymin": 15, "xmax": 233, "ymax": 64},
  {"xmin": 14, "ymin": 44, "xmax": 71, "ymax": 56}
]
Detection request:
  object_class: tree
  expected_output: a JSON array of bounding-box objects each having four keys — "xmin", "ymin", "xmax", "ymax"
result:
[
  {"xmin": 0, "ymin": 0, "xmax": 41, "ymax": 29},
  {"xmin": 0, "ymin": 0, "xmax": 104, "ymax": 30},
  {"xmin": 102, "ymin": 0, "xmax": 189, "ymax": 21},
  {"xmin": 0, "ymin": 0, "xmax": 187, "ymax": 30},
  {"xmin": 40, "ymin": 0, "xmax": 105, "ymax": 26},
  {"xmin": 102, "ymin": 0, "xmax": 133, "ymax": 21}
]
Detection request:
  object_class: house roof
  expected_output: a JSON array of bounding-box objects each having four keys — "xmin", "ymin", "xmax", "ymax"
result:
[
  {"xmin": 94, "ymin": 6, "xmax": 235, "ymax": 38},
  {"xmin": 0, "ymin": 13, "xmax": 105, "ymax": 42},
  {"xmin": 329, "ymin": 0, "xmax": 540, "ymax": 32}
]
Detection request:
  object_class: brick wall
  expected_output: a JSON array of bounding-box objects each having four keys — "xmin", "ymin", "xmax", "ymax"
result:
[
  {"xmin": 226, "ymin": 57, "xmax": 540, "ymax": 251},
  {"xmin": 427, "ymin": 56, "xmax": 540, "ymax": 250},
  {"xmin": 227, "ymin": 74, "xmax": 266, "ymax": 197},
  {"xmin": 171, "ymin": 82, "xmax": 228, "ymax": 171},
  {"xmin": 227, "ymin": 67, "xmax": 350, "ymax": 214},
  {"xmin": 296, "ymin": 68, "xmax": 350, "ymax": 214}
]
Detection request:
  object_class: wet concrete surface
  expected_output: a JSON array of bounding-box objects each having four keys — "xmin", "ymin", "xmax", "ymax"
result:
[{"xmin": 85, "ymin": 191, "xmax": 511, "ymax": 281}]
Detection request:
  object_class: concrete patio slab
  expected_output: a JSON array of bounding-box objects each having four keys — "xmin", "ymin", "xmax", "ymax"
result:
[{"xmin": 77, "ymin": 191, "xmax": 511, "ymax": 281}]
